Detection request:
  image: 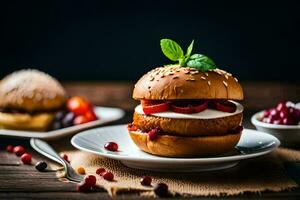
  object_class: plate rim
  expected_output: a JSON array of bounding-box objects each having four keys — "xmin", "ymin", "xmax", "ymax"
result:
[
  {"xmin": 0, "ymin": 106, "xmax": 125, "ymax": 139},
  {"xmin": 71, "ymin": 124, "xmax": 280, "ymax": 164}
]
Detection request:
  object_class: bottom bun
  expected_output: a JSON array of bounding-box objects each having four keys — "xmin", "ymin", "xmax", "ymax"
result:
[
  {"xmin": 129, "ymin": 131, "xmax": 241, "ymax": 157},
  {"xmin": 0, "ymin": 112, "xmax": 54, "ymax": 131}
]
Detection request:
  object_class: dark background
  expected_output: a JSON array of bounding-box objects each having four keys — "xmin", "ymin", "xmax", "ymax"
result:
[{"xmin": 0, "ymin": 0, "xmax": 299, "ymax": 82}]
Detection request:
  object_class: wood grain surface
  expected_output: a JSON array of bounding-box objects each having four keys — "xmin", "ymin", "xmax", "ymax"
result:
[{"xmin": 0, "ymin": 82, "xmax": 299, "ymax": 200}]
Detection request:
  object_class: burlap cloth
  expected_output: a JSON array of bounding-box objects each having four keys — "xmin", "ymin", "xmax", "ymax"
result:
[{"xmin": 50, "ymin": 138, "xmax": 300, "ymax": 197}]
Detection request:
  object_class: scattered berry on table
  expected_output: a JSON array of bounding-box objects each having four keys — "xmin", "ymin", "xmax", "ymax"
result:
[
  {"xmin": 104, "ymin": 142, "xmax": 118, "ymax": 152},
  {"xmin": 154, "ymin": 183, "xmax": 169, "ymax": 197},
  {"xmin": 35, "ymin": 161, "xmax": 47, "ymax": 171},
  {"xmin": 140, "ymin": 176, "xmax": 152, "ymax": 186},
  {"xmin": 84, "ymin": 175, "xmax": 96, "ymax": 187},
  {"xmin": 102, "ymin": 171, "xmax": 114, "ymax": 181},
  {"xmin": 6, "ymin": 145, "xmax": 14, "ymax": 153},
  {"xmin": 76, "ymin": 181, "xmax": 90, "ymax": 192},
  {"xmin": 13, "ymin": 145, "xmax": 25, "ymax": 157},
  {"xmin": 77, "ymin": 167, "xmax": 86, "ymax": 175},
  {"xmin": 20, "ymin": 153, "xmax": 32, "ymax": 164},
  {"xmin": 60, "ymin": 153, "xmax": 69, "ymax": 162},
  {"xmin": 96, "ymin": 168, "xmax": 106, "ymax": 176}
]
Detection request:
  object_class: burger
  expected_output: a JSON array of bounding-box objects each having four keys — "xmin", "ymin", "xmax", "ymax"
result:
[
  {"xmin": 127, "ymin": 39, "xmax": 244, "ymax": 157},
  {"xmin": 0, "ymin": 69, "xmax": 67, "ymax": 131}
]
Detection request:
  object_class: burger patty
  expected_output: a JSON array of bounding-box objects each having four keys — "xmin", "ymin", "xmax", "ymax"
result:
[{"xmin": 132, "ymin": 111, "xmax": 243, "ymax": 137}]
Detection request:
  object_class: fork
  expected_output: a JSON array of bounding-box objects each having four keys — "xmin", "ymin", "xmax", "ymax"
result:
[{"xmin": 30, "ymin": 138, "xmax": 84, "ymax": 183}]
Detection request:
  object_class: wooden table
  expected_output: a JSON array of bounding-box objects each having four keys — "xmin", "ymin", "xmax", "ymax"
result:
[{"xmin": 0, "ymin": 82, "xmax": 300, "ymax": 199}]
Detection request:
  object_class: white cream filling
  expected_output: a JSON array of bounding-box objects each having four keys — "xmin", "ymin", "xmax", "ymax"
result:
[{"xmin": 135, "ymin": 101, "xmax": 243, "ymax": 119}]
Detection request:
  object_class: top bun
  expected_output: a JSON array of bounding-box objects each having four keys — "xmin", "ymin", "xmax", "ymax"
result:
[
  {"xmin": 133, "ymin": 65, "xmax": 243, "ymax": 100},
  {"xmin": 0, "ymin": 69, "xmax": 67, "ymax": 112}
]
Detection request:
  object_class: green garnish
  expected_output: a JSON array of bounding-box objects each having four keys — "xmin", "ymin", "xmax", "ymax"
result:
[{"xmin": 160, "ymin": 38, "xmax": 217, "ymax": 71}]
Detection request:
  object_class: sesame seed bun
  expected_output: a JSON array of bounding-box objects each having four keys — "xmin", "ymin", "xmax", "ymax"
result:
[
  {"xmin": 129, "ymin": 130, "xmax": 241, "ymax": 157},
  {"xmin": 133, "ymin": 65, "xmax": 243, "ymax": 100},
  {"xmin": 0, "ymin": 69, "xmax": 67, "ymax": 112}
]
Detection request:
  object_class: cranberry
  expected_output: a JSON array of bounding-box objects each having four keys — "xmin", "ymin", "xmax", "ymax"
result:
[
  {"xmin": 96, "ymin": 168, "xmax": 106, "ymax": 176},
  {"xmin": 84, "ymin": 175, "xmax": 96, "ymax": 187},
  {"xmin": 154, "ymin": 183, "xmax": 169, "ymax": 197},
  {"xmin": 6, "ymin": 145, "xmax": 14, "ymax": 153},
  {"xmin": 76, "ymin": 181, "xmax": 90, "ymax": 192},
  {"xmin": 290, "ymin": 108, "xmax": 300, "ymax": 120},
  {"xmin": 60, "ymin": 153, "xmax": 69, "ymax": 162},
  {"xmin": 140, "ymin": 176, "xmax": 152, "ymax": 186},
  {"xmin": 283, "ymin": 117, "xmax": 295, "ymax": 125},
  {"xmin": 21, "ymin": 153, "xmax": 32, "ymax": 164},
  {"xmin": 262, "ymin": 117, "xmax": 273, "ymax": 124},
  {"xmin": 127, "ymin": 124, "xmax": 138, "ymax": 131},
  {"xmin": 104, "ymin": 142, "xmax": 118, "ymax": 152},
  {"xmin": 270, "ymin": 109, "xmax": 279, "ymax": 118},
  {"xmin": 13, "ymin": 145, "xmax": 25, "ymax": 157},
  {"xmin": 35, "ymin": 161, "xmax": 47, "ymax": 171},
  {"xmin": 273, "ymin": 119, "xmax": 283, "ymax": 125},
  {"xmin": 148, "ymin": 128, "xmax": 159, "ymax": 141},
  {"xmin": 263, "ymin": 110, "xmax": 270, "ymax": 118},
  {"xmin": 276, "ymin": 101, "xmax": 287, "ymax": 111},
  {"xmin": 102, "ymin": 171, "xmax": 114, "ymax": 181},
  {"xmin": 279, "ymin": 110, "xmax": 289, "ymax": 119}
]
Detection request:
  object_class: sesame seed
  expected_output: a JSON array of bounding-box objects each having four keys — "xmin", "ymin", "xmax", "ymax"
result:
[
  {"xmin": 186, "ymin": 78, "xmax": 195, "ymax": 81},
  {"xmin": 150, "ymin": 77, "xmax": 154, "ymax": 81},
  {"xmin": 224, "ymin": 75, "xmax": 229, "ymax": 79},
  {"xmin": 223, "ymin": 81, "xmax": 228, "ymax": 87},
  {"xmin": 205, "ymin": 72, "xmax": 209, "ymax": 76},
  {"xmin": 207, "ymin": 81, "xmax": 211, "ymax": 86},
  {"xmin": 201, "ymin": 76, "xmax": 206, "ymax": 80},
  {"xmin": 234, "ymin": 78, "xmax": 238, "ymax": 82},
  {"xmin": 173, "ymin": 76, "xmax": 179, "ymax": 79}
]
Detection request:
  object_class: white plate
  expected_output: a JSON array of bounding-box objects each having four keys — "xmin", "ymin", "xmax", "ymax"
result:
[
  {"xmin": 251, "ymin": 110, "xmax": 300, "ymax": 145},
  {"xmin": 0, "ymin": 107, "xmax": 125, "ymax": 140},
  {"xmin": 71, "ymin": 125, "xmax": 280, "ymax": 172}
]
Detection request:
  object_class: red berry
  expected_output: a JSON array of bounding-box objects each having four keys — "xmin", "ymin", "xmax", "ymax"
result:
[
  {"xmin": 263, "ymin": 110, "xmax": 270, "ymax": 118},
  {"xmin": 104, "ymin": 142, "xmax": 118, "ymax": 152},
  {"xmin": 13, "ymin": 145, "xmax": 25, "ymax": 157},
  {"xmin": 283, "ymin": 117, "xmax": 295, "ymax": 125},
  {"xmin": 270, "ymin": 109, "xmax": 279, "ymax": 118},
  {"xmin": 96, "ymin": 168, "xmax": 106, "ymax": 176},
  {"xmin": 60, "ymin": 153, "xmax": 69, "ymax": 162},
  {"xmin": 140, "ymin": 176, "xmax": 152, "ymax": 186},
  {"xmin": 6, "ymin": 145, "xmax": 14, "ymax": 153},
  {"xmin": 273, "ymin": 119, "xmax": 283, "ymax": 125},
  {"xmin": 67, "ymin": 96, "xmax": 92, "ymax": 116},
  {"xmin": 21, "ymin": 153, "xmax": 32, "ymax": 164},
  {"xmin": 76, "ymin": 181, "xmax": 90, "ymax": 192},
  {"xmin": 84, "ymin": 175, "xmax": 96, "ymax": 187},
  {"xmin": 85, "ymin": 110, "xmax": 98, "ymax": 121},
  {"xmin": 276, "ymin": 101, "xmax": 287, "ymax": 112},
  {"xmin": 102, "ymin": 171, "xmax": 114, "ymax": 181},
  {"xmin": 279, "ymin": 110, "xmax": 289, "ymax": 119},
  {"xmin": 148, "ymin": 128, "xmax": 159, "ymax": 141},
  {"xmin": 73, "ymin": 115, "xmax": 89, "ymax": 125}
]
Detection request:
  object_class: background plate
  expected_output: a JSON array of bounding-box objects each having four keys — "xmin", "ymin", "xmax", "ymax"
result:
[{"xmin": 0, "ymin": 107, "xmax": 125, "ymax": 140}]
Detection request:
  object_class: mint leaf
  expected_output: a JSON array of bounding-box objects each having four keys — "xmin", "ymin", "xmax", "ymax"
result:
[
  {"xmin": 160, "ymin": 39, "xmax": 184, "ymax": 61},
  {"xmin": 185, "ymin": 40, "xmax": 194, "ymax": 58},
  {"xmin": 187, "ymin": 54, "xmax": 216, "ymax": 71}
]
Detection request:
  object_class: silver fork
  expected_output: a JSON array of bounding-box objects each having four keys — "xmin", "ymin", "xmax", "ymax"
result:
[{"xmin": 30, "ymin": 138, "xmax": 84, "ymax": 183}]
